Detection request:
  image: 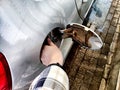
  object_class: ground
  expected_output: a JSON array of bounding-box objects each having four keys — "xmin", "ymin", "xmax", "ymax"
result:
[{"xmin": 63, "ymin": 0, "xmax": 120, "ymax": 90}]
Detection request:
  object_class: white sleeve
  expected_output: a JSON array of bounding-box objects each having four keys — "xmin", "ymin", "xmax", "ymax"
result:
[{"xmin": 29, "ymin": 65, "xmax": 69, "ymax": 90}]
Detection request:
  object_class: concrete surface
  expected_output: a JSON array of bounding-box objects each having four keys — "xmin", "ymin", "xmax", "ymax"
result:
[{"xmin": 63, "ymin": 0, "xmax": 120, "ymax": 90}]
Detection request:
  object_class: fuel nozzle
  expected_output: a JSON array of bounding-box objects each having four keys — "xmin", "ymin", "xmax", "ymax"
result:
[{"xmin": 60, "ymin": 23, "xmax": 103, "ymax": 50}]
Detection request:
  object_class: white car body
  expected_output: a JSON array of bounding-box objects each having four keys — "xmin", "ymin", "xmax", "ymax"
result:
[{"xmin": 0, "ymin": 0, "xmax": 94, "ymax": 89}]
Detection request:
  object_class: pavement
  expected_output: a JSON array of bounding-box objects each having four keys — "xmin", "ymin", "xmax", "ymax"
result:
[{"xmin": 63, "ymin": 0, "xmax": 120, "ymax": 90}]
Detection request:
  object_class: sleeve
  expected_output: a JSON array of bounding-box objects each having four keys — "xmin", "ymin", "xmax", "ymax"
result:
[{"xmin": 29, "ymin": 64, "xmax": 69, "ymax": 90}]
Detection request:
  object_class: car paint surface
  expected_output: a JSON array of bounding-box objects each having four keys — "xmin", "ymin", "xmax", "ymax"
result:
[{"xmin": 0, "ymin": 0, "xmax": 83, "ymax": 89}]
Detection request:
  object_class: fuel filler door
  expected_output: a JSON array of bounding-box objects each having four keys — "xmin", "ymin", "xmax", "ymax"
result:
[{"xmin": 61, "ymin": 23, "xmax": 103, "ymax": 50}]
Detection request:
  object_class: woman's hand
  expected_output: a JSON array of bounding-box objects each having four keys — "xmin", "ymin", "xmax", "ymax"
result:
[{"xmin": 41, "ymin": 38, "xmax": 63, "ymax": 66}]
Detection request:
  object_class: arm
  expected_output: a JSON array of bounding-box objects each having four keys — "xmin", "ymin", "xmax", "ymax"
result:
[
  {"xmin": 29, "ymin": 64, "xmax": 69, "ymax": 90},
  {"xmin": 29, "ymin": 38, "xmax": 69, "ymax": 90}
]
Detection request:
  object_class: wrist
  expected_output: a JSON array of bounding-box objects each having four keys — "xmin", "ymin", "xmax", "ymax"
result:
[
  {"xmin": 48, "ymin": 63, "xmax": 63, "ymax": 69},
  {"xmin": 49, "ymin": 59, "xmax": 63, "ymax": 66}
]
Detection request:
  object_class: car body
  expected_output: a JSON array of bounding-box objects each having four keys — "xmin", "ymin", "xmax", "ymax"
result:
[{"xmin": 0, "ymin": 0, "xmax": 94, "ymax": 89}]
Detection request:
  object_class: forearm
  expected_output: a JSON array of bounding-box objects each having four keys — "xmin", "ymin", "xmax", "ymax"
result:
[{"xmin": 29, "ymin": 64, "xmax": 69, "ymax": 90}]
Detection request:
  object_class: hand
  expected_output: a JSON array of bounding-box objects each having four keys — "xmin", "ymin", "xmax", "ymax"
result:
[{"xmin": 41, "ymin": 38, "xmax": 63, "ymax": 66}]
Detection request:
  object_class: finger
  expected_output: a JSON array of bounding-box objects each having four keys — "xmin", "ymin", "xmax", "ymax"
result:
[
  {"xmin": 40, "ymin": 45, "xmax": 48, "ymax": 58},
  {"xmin": 47, "ymin": 38, "xmax": 55, "ymax": 46}
]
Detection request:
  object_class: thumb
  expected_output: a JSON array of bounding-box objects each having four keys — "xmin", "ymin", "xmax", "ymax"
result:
[{"xmin": 47, "ymin": 38, "xmax": 55, "ymax": 46}]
